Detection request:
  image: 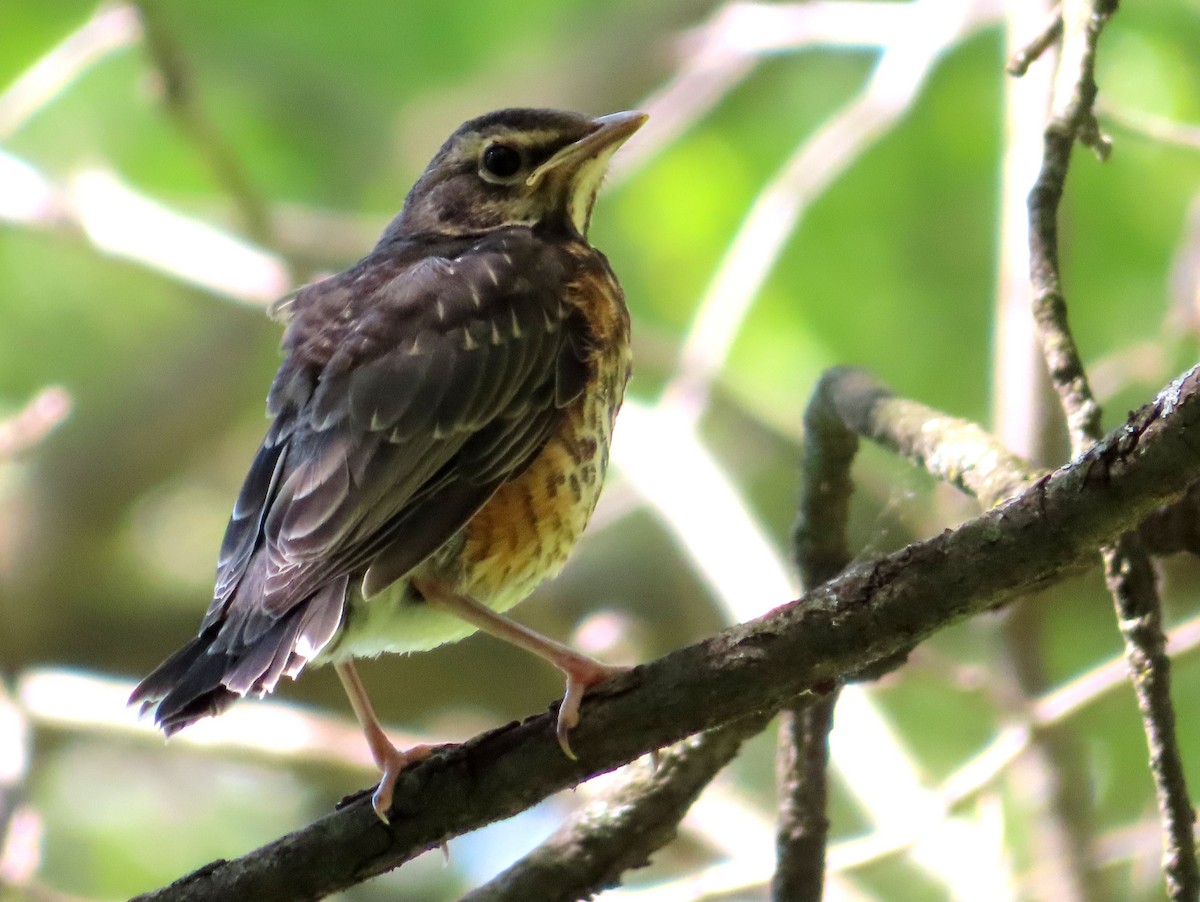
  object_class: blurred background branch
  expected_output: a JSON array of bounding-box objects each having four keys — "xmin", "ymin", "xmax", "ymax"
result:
[{"xmin": 3, "ymin": 0, "xmax": 1200, "ymax": 898}]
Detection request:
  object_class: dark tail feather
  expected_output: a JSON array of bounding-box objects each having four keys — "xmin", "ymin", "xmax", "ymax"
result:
[
  {"xmin": 129, "ymin": 613, "xmax": 307, "ymax": 735},
  {"xmin": 128, "ymin": 627, "xmax": 245, "ymax": 735},
  {"xmin": 129, "ymin": 577, "xmax": 348, "ymax": 736}
]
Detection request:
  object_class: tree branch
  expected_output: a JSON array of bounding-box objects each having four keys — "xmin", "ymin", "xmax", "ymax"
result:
[
  {"xmin": 811, "ymin": 366, "xmax": 1039, "ymax": 508},
  {"xmin": 772, "ymin": 359, "xmax": 859, "ymax": 900},
  {"xmin": 773, "ymin": 698, "xmax": 837, "ymax": 902},
  {"xmin": 1021, "ymin": 0, "xmax": 1200, "ymax": 894},
  {"xmin": 1005, "ymin": 6, "xmax": 1062, "ymax": 76},
  {"xmin": 133, "ymin": 364, "xmax": 1200, "ymax": 902},
  {"xmin": 461, "ymin": 711, "xmax": 774, "ymax": 902}
]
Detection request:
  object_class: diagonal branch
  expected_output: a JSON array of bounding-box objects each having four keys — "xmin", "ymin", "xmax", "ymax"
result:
[
  {"xmin": 461, "ymin": 712, "xmax": 774, "ymax": 902},
  {"xmin": 132, "ymin": 365, "xmax": 1200, "ymax": 902}
]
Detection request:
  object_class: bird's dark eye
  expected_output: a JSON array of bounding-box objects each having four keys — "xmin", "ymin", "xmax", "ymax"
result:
[{"xmin": 482, "ymin": 144, "xmax": 522, "ymax": 180}]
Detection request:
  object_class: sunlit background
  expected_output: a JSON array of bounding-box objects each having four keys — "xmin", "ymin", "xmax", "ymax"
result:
[{"xmin": 3, "ymin": 1, "xmax": 1200, "ymax": 899}]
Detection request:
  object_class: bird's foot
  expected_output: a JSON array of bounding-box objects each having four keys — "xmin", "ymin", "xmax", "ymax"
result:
[
  {"xmin": 555, "ymin": 659, "xmax": 629, "ymax": 759},
  {"xmin": 367, "ymin": 738, "xmax": 433, "ymax": 824}
]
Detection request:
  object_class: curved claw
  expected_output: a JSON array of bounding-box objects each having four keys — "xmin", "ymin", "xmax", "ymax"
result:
[
  {"xmin": 369, "ymin": 743, "xmax": 433, "ymax": 824},
  {"xmin": 554, "ymin": 661, "xmax": 628, "ymax": 760}
]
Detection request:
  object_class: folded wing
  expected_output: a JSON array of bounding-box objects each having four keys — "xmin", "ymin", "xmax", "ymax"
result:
[{"xmin": 130, "ymin": 228, "xmax": 592, "ymax": 731}]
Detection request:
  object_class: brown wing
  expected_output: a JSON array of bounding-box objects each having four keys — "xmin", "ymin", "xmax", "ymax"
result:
[{"xmin": 130, "ymin": 228, "xmax": 593, "ymax": 731}]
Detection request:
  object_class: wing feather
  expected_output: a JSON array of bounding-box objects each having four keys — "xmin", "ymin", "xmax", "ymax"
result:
[{"xmin": 132, "ymin": 227, "xmax": 592, "ymax": 729}]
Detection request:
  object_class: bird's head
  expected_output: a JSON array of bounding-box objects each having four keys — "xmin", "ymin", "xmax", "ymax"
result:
[{"xmin": 390, "ymin": 108, "xmax": 646, "ymax": 241}]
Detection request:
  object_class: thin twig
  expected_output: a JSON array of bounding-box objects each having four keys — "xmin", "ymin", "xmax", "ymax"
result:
[
  {"xmin": 1103, "ymin": 532, "xmax": 1198, "ymax": 896},
  {"xmin": 771, "ymin": 356, "xmax": 859, "ymax": 900},
  {"xmin": 1006, "ymin": 7, "xmax": 1062, "ymax": 76},
  {"xmin": 773, "ymin": 698, "xmax": 838, "ymax": 901},
  {"xmin": 809, "ymin": 367, "xmax": 1039, "ymax": 509},
  {"xmin": 1022, "ymin": 0, "xmax": 1199, "ymax": 895},
  {"xmin": 1026, "ymin": 0, "xmax": 1113, "ymax": 451}
]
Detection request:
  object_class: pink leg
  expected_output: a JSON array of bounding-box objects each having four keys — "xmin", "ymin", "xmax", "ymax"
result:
[
  {"xmin": 336, "ymin": 661, "xmax": 432, "ymax": 823},
  {"xmin": 418, "ymin": 583, "xmax": 626, "ymax": 758}
]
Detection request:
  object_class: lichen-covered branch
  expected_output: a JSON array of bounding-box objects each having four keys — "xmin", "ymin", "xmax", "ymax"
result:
[{"xmin": 808, "ymin": 367, "xmax": 1040, "ymax": 508}]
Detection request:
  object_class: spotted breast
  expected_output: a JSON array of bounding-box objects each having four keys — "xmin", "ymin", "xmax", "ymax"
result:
[
  {"xmin": 456, "ymin": 249, "xmax": 631, "ymax": 604},
  {"xmin": 321, "ymin": 242, "xmax": 631, "ymax": 661}
]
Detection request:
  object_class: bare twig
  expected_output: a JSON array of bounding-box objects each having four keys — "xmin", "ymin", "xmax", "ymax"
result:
[
  {"xmin": 1005, "ymin": 7, "xmax": 1062, "ymax": 76},
  {"xmin": 772, "ymin": 354, "xmax": 859, "ymax": 900},
  {"xmin": 128, "ymin": 365, "xmax": 1200, "ymax": 901},
  {"xmin": 808, "ymin": 367, "xmax": 1039, "ymax": 508},
  {"xmin": 1022, "ymin": 0, "xmax": 1199, "ymax": 895},
  {"xmin": 1103, "ymin": 531, "xmax": 1198, "ymax": 897},
  {"xmin": 773, "ymin": 698, "xmax": 837, "ymax": 901},
  {"xmin": 1026, "ymin": 0, "xmax": 1113, "ymax": 451}
]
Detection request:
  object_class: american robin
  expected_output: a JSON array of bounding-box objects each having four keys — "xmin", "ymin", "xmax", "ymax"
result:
[{"xmin": 130, "ymin": 108, "xmax": 646, "ymax": 821}]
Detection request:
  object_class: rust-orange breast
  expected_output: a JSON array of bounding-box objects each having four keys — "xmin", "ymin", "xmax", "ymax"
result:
[{"xmin": 457, "ymin": 253, "xmax": 631, "ymax": 608}]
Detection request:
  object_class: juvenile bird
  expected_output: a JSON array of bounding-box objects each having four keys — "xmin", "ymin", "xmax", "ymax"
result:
[{"xmin": 131, "ymin": 108, "xmax": 645, "ymax": 821}]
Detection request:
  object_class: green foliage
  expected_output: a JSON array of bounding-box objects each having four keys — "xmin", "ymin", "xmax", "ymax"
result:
[{"xmin": 3, "ymin": 0, "xmax": 1200, "ymax": 899}]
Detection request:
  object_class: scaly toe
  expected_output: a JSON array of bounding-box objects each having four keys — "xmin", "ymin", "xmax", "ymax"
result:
[
  {"xmin": 368, "ymin": 743, "xmax": 433, "ymax": 824},
  {"xmin": 555, "ymin": 663, "xmax": 629, "ymax": 759}
]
